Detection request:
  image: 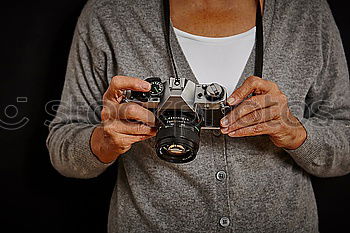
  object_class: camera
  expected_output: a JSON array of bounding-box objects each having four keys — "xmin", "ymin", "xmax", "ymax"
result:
[{"xmin": 123, "ymin": 77, "xmax": 228, "ymax": 163}]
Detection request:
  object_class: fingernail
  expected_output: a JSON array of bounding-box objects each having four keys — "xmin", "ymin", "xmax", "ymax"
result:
[
  {"xmin": 221, "ymin": 127, "xmax": 228, "ymax": 133},
  {"xmin": 227, "ymin": 97, "xmax": 236, "ymax": 105},
  {"xmin": 229, "ymin": 131, "xmax": 236, "ymax": 137},
  {"xmin": 141, "ymin": 82, "xmax": 151, "ymax": 90},
  {"xmin": 221, "ymin": 118, "xmax": 229, "ymax": 127}
]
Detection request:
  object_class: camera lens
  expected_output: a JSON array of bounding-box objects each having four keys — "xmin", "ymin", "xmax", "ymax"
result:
[
  {"xmin": 156, "ymin": 111, "xmax": 200, "ymax": 163},
  {"xmin": 167, "ymin": 144, "xmax": 186, "ymax": 155}
]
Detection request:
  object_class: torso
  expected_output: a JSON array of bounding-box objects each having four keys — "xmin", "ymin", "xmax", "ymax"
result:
[{"xmin": 78, "ymin": 0, "xmax": 323, "ymax": 231}]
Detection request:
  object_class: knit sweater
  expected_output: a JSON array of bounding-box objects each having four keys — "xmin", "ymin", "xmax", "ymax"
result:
[{"xmin": 46, "ymin": 0, "xmax": 350, "ymax": 232}]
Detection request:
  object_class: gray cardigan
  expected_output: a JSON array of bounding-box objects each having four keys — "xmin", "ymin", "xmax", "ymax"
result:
[{"xmin": 46, "ymin": 0, "xmax": 350, "ymax": 232}]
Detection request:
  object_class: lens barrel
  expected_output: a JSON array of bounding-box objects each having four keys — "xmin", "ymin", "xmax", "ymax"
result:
[{"xmin": 156, "ymin": 112, "xmax": 200, "ymax": 163}]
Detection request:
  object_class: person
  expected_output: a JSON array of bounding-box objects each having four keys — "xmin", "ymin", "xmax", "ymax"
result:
[{"xmin": 46, "ymin": 0, "xmax": 350, "ymax": 232}]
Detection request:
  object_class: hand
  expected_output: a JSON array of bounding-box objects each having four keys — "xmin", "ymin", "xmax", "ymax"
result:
[
  {"xmin": 220, "ymin": 76, "xmax": 307, "ymax": 150},
  {"xmin": 91, "ymin": 76, "xmax": 157, "ymax": 163}
]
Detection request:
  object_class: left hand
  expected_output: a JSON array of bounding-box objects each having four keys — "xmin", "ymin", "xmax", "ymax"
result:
[{"xmin": 220, "ymin": 76, "xmax": 307, "ymax": 150}]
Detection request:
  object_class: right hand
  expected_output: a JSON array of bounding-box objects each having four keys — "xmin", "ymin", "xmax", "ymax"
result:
[{"xmin": 90, "ymin": 76, "xmax": 157, "ymax": 163}]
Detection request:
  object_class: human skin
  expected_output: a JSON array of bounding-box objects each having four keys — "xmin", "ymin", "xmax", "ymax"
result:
[
  {"xmin": 90, "ymin": 0, "xmax": 306, "ymax": 163},
  {"xmin": 221, "ymin": 76, "xmax": 307, "ymax": 150},
  {"xmin": 90, "ymin": 76, "xmax": 157, "ymax": 163},
  {"xmin": 170, "ymin": 0, "xmax": 259, "ymax": 37}
]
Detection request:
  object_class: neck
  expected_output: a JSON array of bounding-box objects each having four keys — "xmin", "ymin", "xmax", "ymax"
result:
[{"xmin": 170, "ymin": 0, "xmax": 263, "ymax": 37}]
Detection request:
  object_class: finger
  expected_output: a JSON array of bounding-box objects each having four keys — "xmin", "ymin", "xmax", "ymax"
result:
[
  {"xmin": 103, "ymin": 102, "xmax": 156, "ymax": 126},
  {"xmin": 104, "ymin": 76, "xmax": 151, "ymax": 101},
  {"xmin": 227, "ymin": 120, "xmax": 280, "ymax": 137},
  {"xmin": 104, "ymin": 120, "xmax": 157, "ymax": 136},
  {"xmin": 118, "ymin": 133, "xmax": 154, "ymax": 145},
  {"xmin": 227, "ymin": 76, "xmax": 280, "ymax": 106},
  {"xmin": 111, "ymin": 75, "xmax": 151, "ymax": 92},
  {"xmin": 111, "ymin": 133, "xmax": 154, "ymax": 153},
  {"xmin": 117, "ymin": 102, "xmax": 156, "ymax": 126},
  {"xmin": 221, "ymin": 94, "xmax": 279, "ymax": 127},
  {"xmin": 101, "ymin": 99, "xmax": 120, "ymax": 121},
  {"xmin": 221, "ymin": 106, "xmax": 280, "ymax": 134}
]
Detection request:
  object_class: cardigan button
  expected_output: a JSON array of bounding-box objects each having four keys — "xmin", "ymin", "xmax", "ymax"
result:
[
  {"xmin": 219, "ymin": 217, "xmax": 230, "ymax": 227},
  {"xmin": 216, "ymin": 171, "xmax": 227, "ymax": 181}
]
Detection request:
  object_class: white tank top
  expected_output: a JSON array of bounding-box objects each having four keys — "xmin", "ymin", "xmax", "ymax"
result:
[{"xmin": 174, "ymin": 27, "xmax": 256, "ymax": 96}]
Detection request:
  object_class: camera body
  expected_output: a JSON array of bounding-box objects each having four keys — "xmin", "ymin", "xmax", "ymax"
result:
[{"xmin": 124, "ymin": 77, "xmax": 228, "ymax": 163}]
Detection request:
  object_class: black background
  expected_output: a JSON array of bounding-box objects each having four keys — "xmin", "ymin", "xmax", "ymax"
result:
[{"xmin": 0, "ymin": 1, "xmax": 349, "ymax": 232}]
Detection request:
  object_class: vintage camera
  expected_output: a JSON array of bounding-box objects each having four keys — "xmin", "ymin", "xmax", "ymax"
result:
[{"xmin": 124, "ymin": 77, "xmax": 228, "ymax": 163}]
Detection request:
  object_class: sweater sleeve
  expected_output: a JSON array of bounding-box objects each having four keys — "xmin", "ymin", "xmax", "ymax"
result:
[
  {"xmin": 285, "ymin": 1, "xmax": 350, "ymax": 178},
  {"xmin": 46, "ymin": 23, "xmax": 113, "ymax": 179}
]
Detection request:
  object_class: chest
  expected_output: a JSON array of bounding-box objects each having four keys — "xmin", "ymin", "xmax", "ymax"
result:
[{"xmin": 102, "ymin": 10, "xmax": 321, "ymax": 119}]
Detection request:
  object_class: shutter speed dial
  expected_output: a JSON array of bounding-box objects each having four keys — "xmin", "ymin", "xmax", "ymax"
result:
[{"xmin": 150, "ymin": 80, "xmax": 164, "ymax": 96}]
